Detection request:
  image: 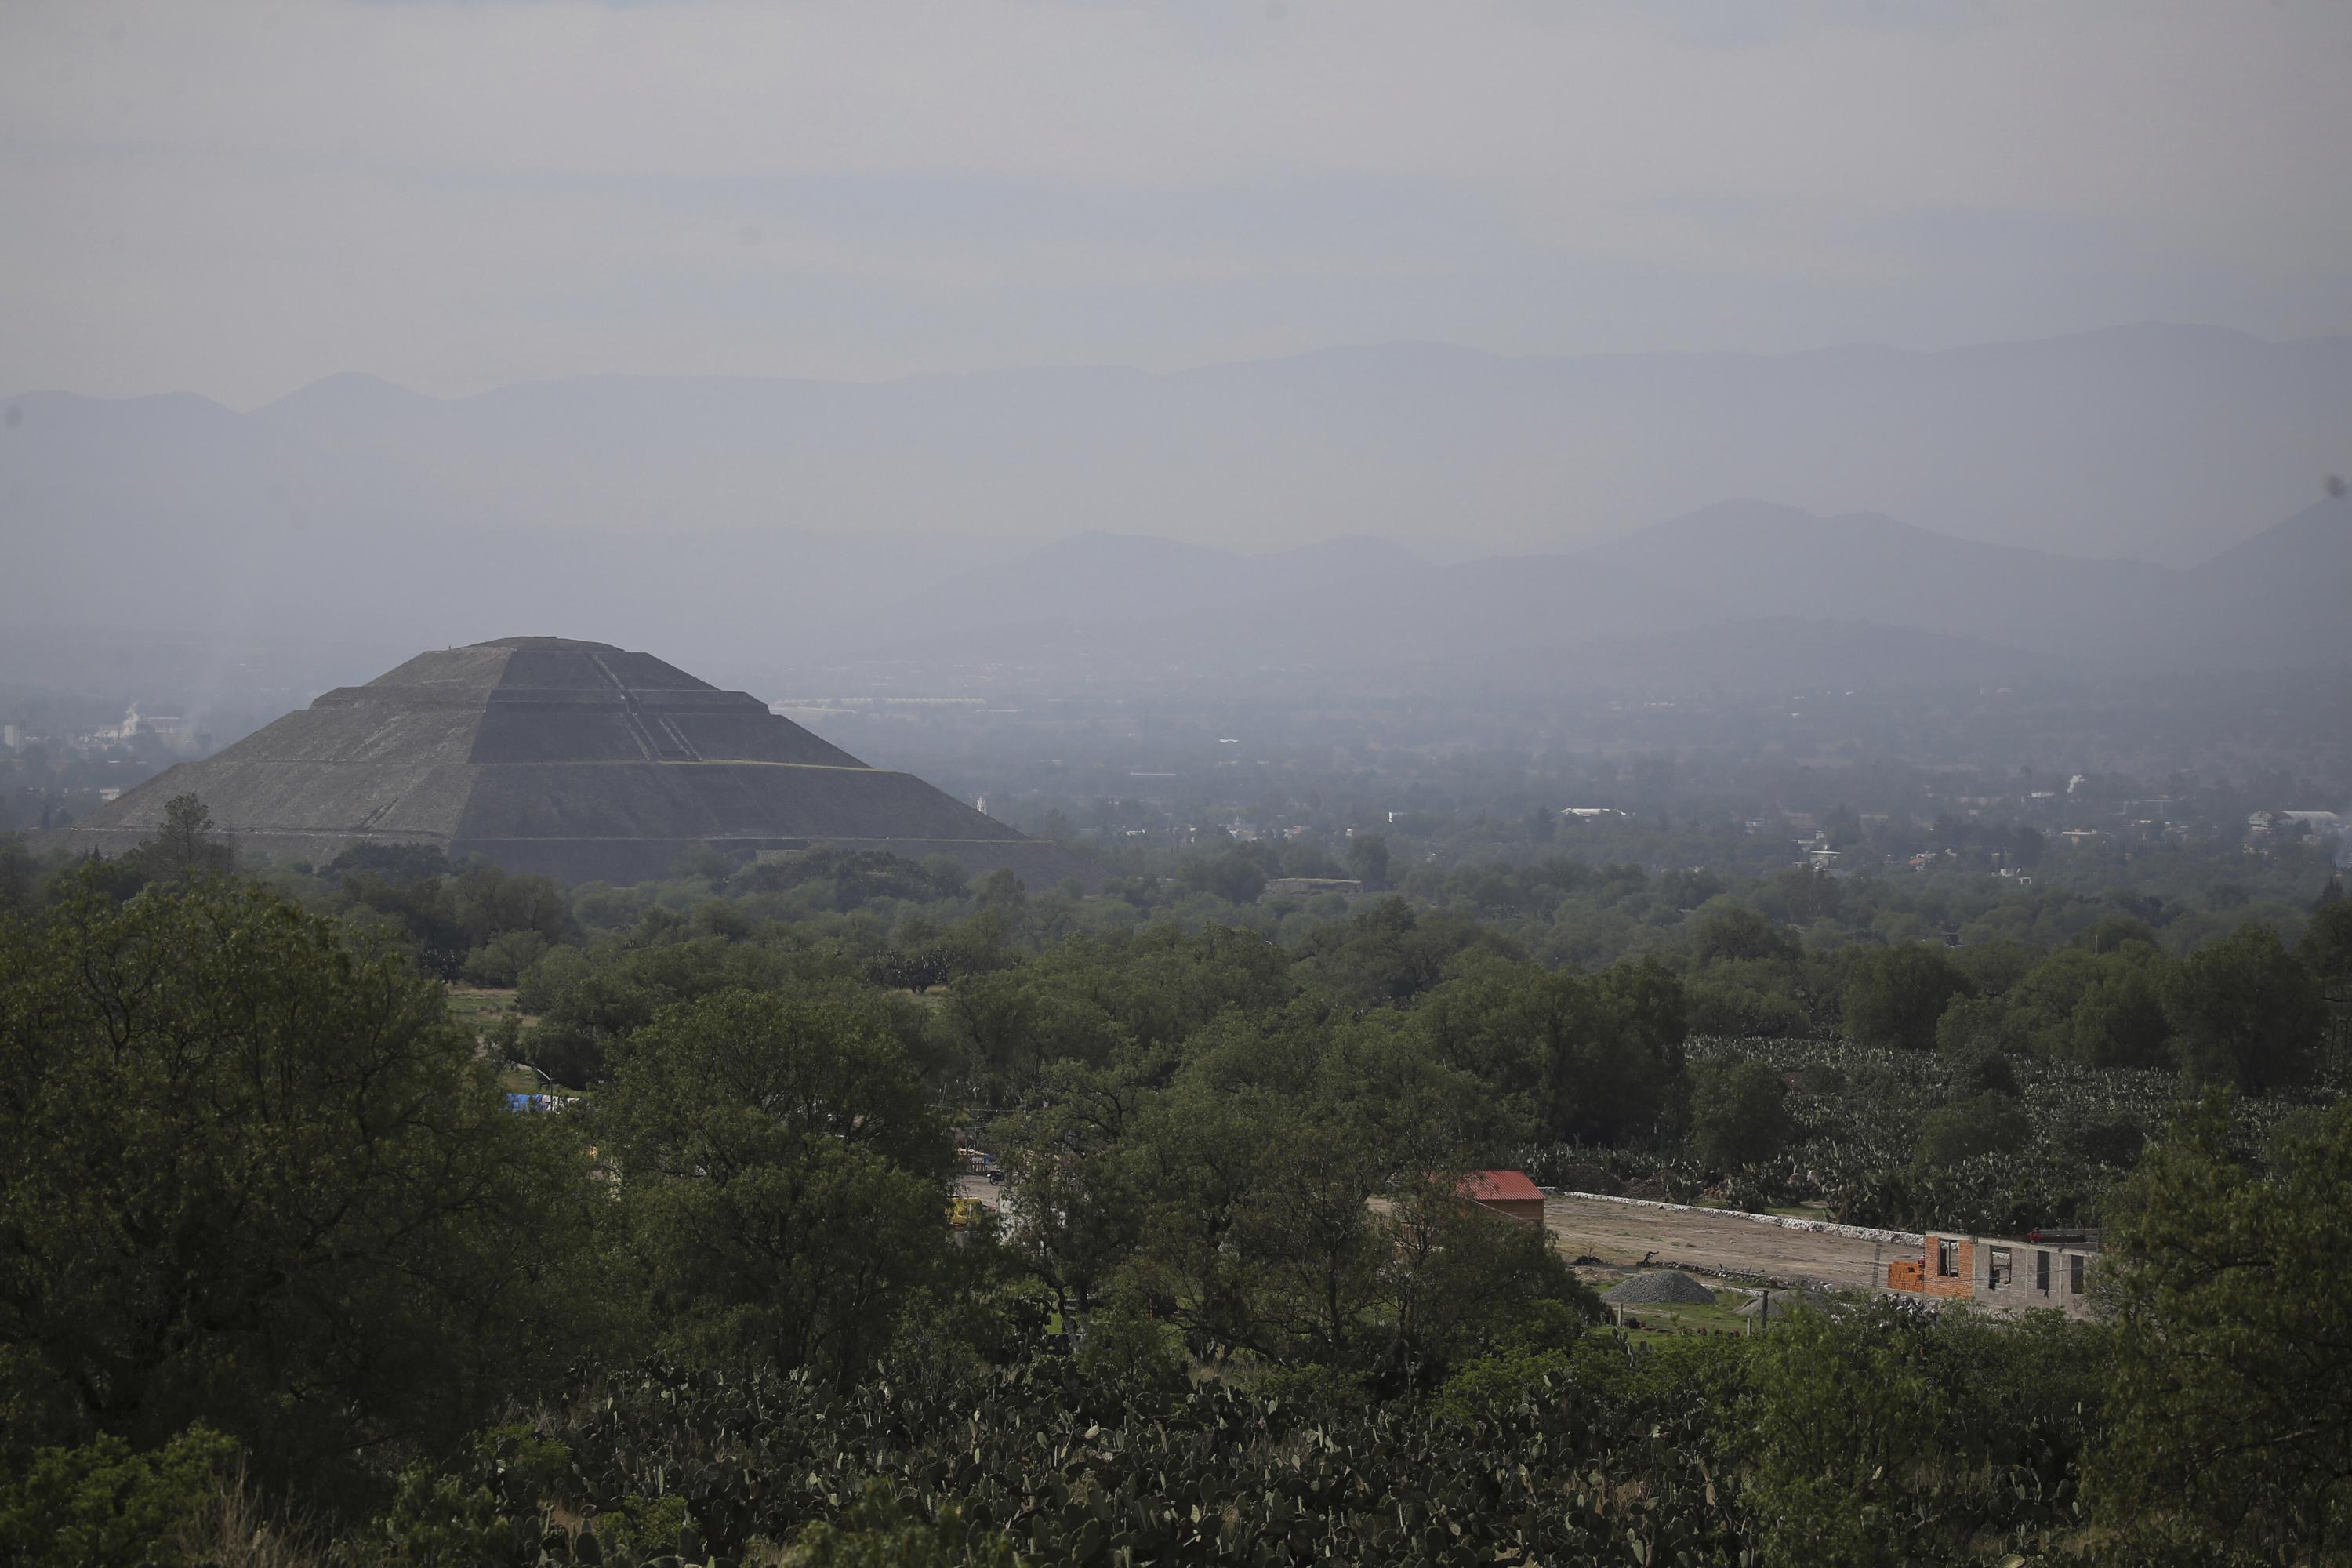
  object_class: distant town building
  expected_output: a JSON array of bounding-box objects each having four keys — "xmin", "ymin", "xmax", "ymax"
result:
[
  {"xmin": 95, "ymin": 706, "xmax": 191, "ymax": 747},
  {"xmin": 1798, "ymin": 833, "xmax": 1843, "ymax": 870},
  {"xmin": 2249, "ymin": 809, "xmax": 2344, "ymax": 835}
]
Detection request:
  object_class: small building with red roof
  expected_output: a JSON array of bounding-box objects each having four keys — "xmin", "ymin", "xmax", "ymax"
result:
[{"xmin": 1458, "ymin": 1169, "xmax": 1546, "ymax": 1225}]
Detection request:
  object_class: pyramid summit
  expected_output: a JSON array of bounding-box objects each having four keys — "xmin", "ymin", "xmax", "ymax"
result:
[{"xmin": 45, "ymin": 637, "xmax": 1080, "ymax": 885}]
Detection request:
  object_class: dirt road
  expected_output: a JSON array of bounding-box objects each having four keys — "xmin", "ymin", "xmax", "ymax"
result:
[
  {"xmin": 1544, "ymin": 1194, "xmax": 1915, "ymax": 1294},
  {"xmin": 954, "ymin": 1173, "xmax": 1001, "ymax": 1203}
]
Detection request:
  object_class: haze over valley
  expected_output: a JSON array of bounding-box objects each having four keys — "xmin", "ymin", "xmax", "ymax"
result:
[{"xmin": 8, "ymin": 322, "xmax": 2351, "ymax": 696}]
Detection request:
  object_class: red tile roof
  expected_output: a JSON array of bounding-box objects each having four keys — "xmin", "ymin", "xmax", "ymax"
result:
[{"xmin": 1460, "ymin": 1169, "xmax": 1544, "ymax": 1203}]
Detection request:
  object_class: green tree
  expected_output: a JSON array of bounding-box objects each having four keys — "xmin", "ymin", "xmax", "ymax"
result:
[
  {"xmin": 0, "ymin": 836, "xmax": 35, "ymax": 913},
  {"xmin": 2308, "ymin": 899, "xmax": 2352, "ymax": 1067},
  {"xmin": 459, "ymin": 927, "xmax": 550, "ymax": 988},
  {"xmin": 1127, "ymin": 1007, "xmax": 1549, "ymax": 1385},
  {"xmin": 1742, "ymin": 1305, "xmax": 1953, "ymax": 1568},
  {"xmin": 1374, "ymin": 1178, "xmax": 1595, "ymax": 1389},
  {"xmin": 2095, "ymin": 1098, "xmax": 2352, "ymax": 1562},
  {"xmin": 601, "ymin": 986, "xmax": 950, "ymax": 1384},
  {"xmin": 336, "ymin": 867, "xmax": 470, "ymax": 978},
  {"xmin": 517, "ymin": 931, "xmax": 871, "ymax": 1087},
  {"xmin": 1297, "ymin": 897, "xmax": 1515, "ymax": 1009},
  {"xmin": 2305, "ymin": 899, "xmax": 2352, "ymax": 985},
  {"xmin": 1687, "ymin": 1057, "xmax": 1791, "ymax": 1171},
  {"xmin": 1065, "ymin": 924, "xmax": 1294, "ymax": 1050},
  {"xmin": 1842, "ymin": 942, "xmax": 1974, "ymax": 1051},
  {"xmin": 136, "ymin": 793, "xmax": 235, "ymax": 884},
  {"xmin": 449, "ymin": 861, "xmax": 574, "ymax": 951},
  {"xmin": 1914, "ymin": 1091, "xmax": 2027, "ymax": 1169},
  {"xmin": 1748, "ymin": 1304, "xmax": 2105, "ymax": 1568},
  {"xmin": 1691, "ymin": 904, "xmax": 1798, "ymax": 965},
  {"xmin": 1417, "ymin": 954, "xmax": 1683, "ymax": 1145},
  {"xmin": 935, "ymin": 966, "xmax": 1131, "ymax": 1097},
  {"xmin": 2066, "ymin": 962, "xmax": 2174, "ymax": 1069},
  {"xmin": 1174, "ymin": 849, "xmax": 1266, "ymax": 905},
  {"xmin": 1001, "ymin": 1053, "xmax": 1156, "ymax": 1316},
  {"xmin": 2004, "ymin": 941, "xmax": 2170, "ymax": 1058},
  {"xmin": 1343, "ymin": 833, "xmax": 1390, "ymax": 885},
  {"xmin": 1933, "ymin": 993, "xmax": 2020, "ymax": 1059},
  {"xmin": 0, "ymin": 878, "xmax": 599, "ymax": 1497},
  {"xmin": 2166, "ymin": 921, "xmax": 2326, "ymax": 1093},
  {"xmin": 0, "ymin": 1426, "xmax": 238, "ymax": 1568}
]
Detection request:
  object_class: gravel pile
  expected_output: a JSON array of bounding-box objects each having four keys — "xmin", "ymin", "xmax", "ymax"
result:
[{"xmin": 1602, "ymin": 1270, "xmax": 1719, "ymax": 1307}]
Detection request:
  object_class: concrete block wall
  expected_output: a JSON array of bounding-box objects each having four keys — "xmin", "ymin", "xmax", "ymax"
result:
[{"xmin": 1906, "ymin": 1232, "xmax": 2100, "ymax": 1318}]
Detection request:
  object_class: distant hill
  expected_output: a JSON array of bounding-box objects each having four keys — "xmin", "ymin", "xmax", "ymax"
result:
[
  {"xmin": 219, "ymin": 322, "xmax": 2333, "ymax": 564},
  {"xmin": 2174, "ymin": 495, "xmax": 2352, "ymax": 668},
  {"xmin": 1579, "ymin": 499, "xmax": 2178, "ymax": 662},
  {"xmin": 834, "ymin": 494, "xmax": 2352, "ymax": 684},
  {"xmin": 5, "ymin": 325, "xmax": 2347, "ymax": 683},
  {"xmin": 0, "ymin": 387, "xmax": 1014, "ymax": 670},
  {"xmin": 7, "ymin": 324, "xmax": 2352, "ymax": 666},
  {"xmin": 847, "ymin": 543, "xmax": 1729, "ymax": 675},
  {"xmin": 1425, "ymin": 616, "xmax": 2049, "ymax": 697},
  {"xmin": 1581, "ymin": 495, "xmax": 2352, "ymax": 672},
  {"xmin": 858, "ymin": 532, "xmax": 1425, "ymax": 648}
]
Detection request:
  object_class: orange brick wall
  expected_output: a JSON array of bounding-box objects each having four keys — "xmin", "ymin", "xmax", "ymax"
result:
[
  {"xmin": 1921, "ymin": 1236, "xmax": 1976, "ymax": 1298},
  {"xmin": 1475, "ymin": 1197, "xmax": 1547, "ymax": 1225}
]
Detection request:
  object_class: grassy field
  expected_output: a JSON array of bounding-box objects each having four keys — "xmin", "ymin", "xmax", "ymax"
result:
[
  {"xmin": 446, "ymin": 985, "xmax": 524, "ymax": 1026},
  {"xmin": 445, "ymin": 985, "xmax": 567, "ymax": 1095},
  {"xmin": 1602, "ymin": 1285, "xmax": 1758, "ymax": 1337}
]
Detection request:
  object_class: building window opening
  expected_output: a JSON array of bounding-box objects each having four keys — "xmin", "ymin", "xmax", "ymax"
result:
[
  {"xmin": 1989, "ymin": 1247, "xmax": 2012, "ymax": 1290},
  {"xmin": 1936, "ymin": 1239, "xmax": 1958, "ymax": 1277},
  {"xmin": 2035, "ymin": 1250, "xmax": 2050, "ymax": 1292}
]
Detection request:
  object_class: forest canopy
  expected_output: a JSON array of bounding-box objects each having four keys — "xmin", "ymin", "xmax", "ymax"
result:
[{"xmin": 2, "ymin": 813, "xmax": 2350, "ymax": 1565}]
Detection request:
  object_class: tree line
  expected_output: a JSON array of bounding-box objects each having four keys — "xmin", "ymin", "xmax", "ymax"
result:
[{"xmin": 4, "ymin": 810, "xmax": 2352, "ymax": 1563}]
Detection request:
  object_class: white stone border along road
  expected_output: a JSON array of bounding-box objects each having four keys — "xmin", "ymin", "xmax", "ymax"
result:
[{"xmin": 1547, "ymin": 1189, "xmax": 1923, "ymax": 1248}]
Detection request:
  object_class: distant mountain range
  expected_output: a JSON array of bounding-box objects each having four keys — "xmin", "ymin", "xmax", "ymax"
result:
[
  {"xmin": 1581, "ymin": 497, "xmax": 2352, "ymax": 670},
  {"xmin": 813, "ymin": 495, "xmax": 2351, "ymax": 686},
  {"xmin": 4, "ymin": 494, "xmax": 2344, "ymax": 707},
  {"xmin": 2, "ymin": 322, "xmax": 2347, "ymax": 692}
]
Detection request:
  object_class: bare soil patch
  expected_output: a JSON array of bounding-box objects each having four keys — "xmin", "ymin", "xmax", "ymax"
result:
[{"xmin": 1545, "ymin": 1193, "xmax": 1909, "ymax": 1294}]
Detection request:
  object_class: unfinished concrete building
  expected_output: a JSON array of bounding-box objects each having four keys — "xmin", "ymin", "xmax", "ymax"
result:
[
  {"xmin": 1886, "ymin": 1228, "xmax": 2101, "ymax": 1318},
  {"xmin": 44, "ymin": 637, "xmax": 1087, "ymax": 886}
]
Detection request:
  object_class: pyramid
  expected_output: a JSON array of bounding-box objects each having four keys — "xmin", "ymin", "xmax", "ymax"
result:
[{"xmin": 45, "ymin": 637, "xmax": 1084, "ymax": 886}]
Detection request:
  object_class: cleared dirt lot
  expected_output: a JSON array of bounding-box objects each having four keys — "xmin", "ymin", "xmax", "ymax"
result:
[{"xmin": 1544, "ymin": 1194, "xmax": 1915, "ymax": 1294}]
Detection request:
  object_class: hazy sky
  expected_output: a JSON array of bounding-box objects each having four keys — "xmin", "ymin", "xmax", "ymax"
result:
[{"xmin": 5, "ymin": 0, "xmax": 2349, "ymax": 408}]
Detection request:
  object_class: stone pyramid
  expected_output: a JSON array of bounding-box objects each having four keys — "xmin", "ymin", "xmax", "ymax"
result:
[{"xmin": 48, "ymin": 637, "xmax": 1081, "ymax": 885}]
